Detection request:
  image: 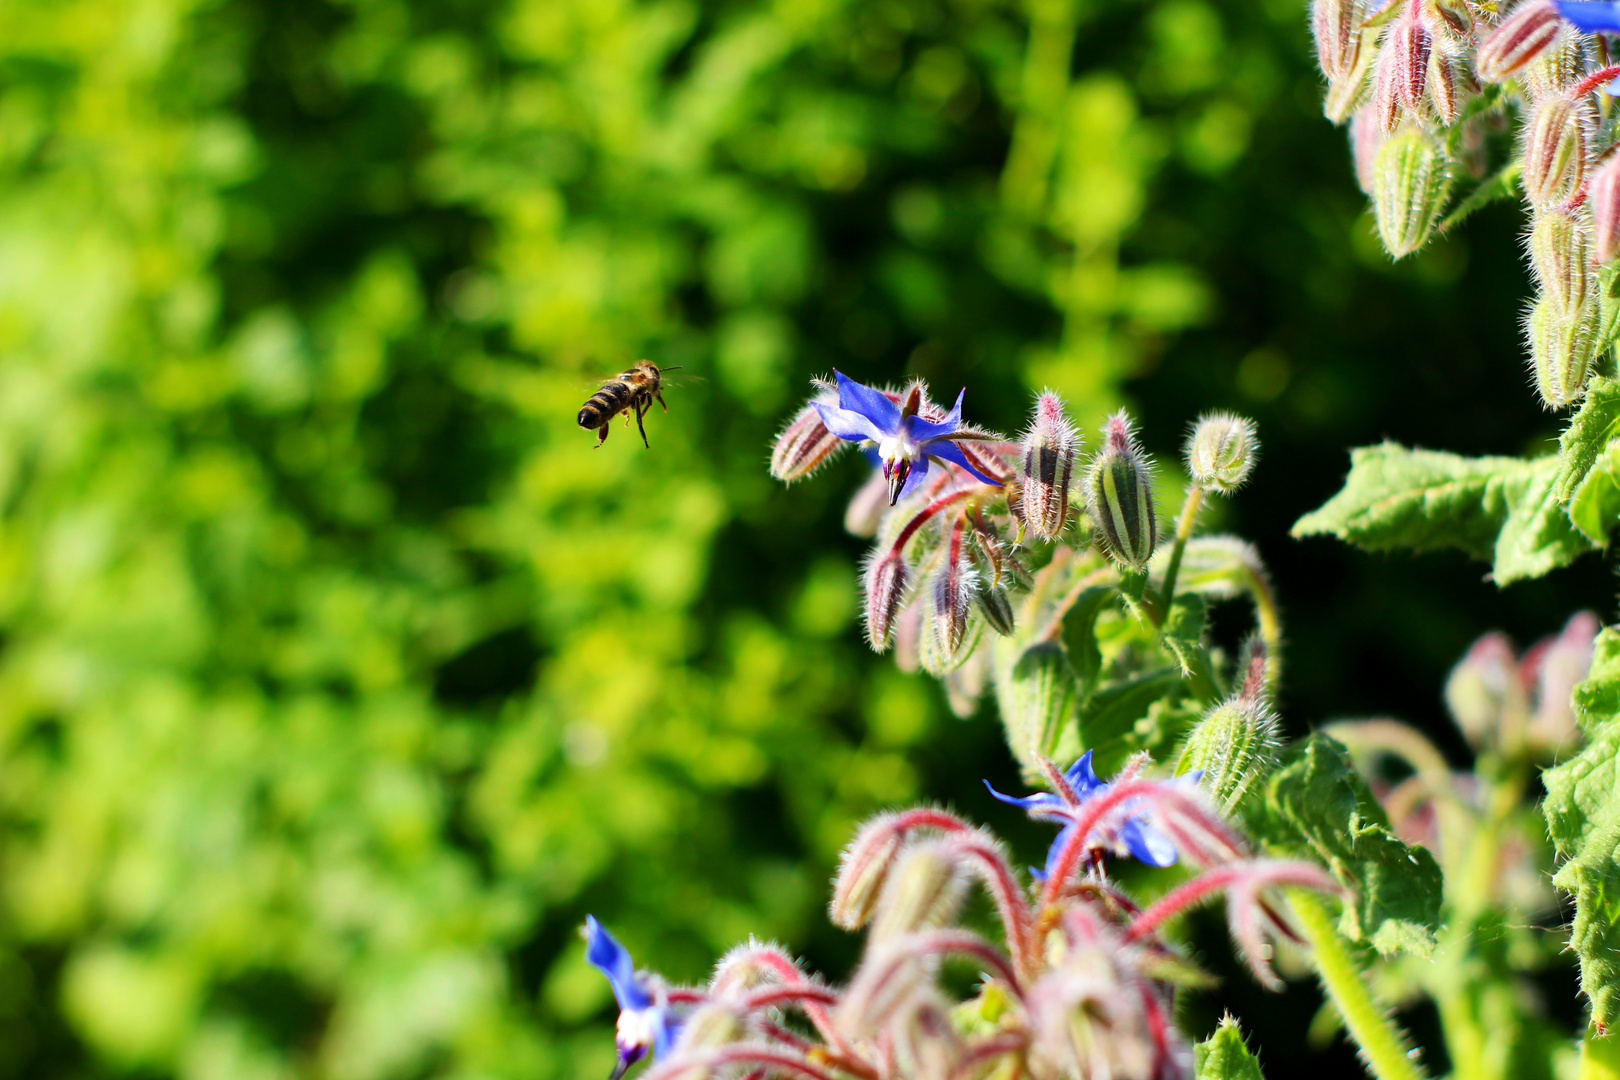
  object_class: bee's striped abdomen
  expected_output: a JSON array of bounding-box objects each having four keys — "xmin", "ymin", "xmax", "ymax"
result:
[{"xmin": 578, "ymin": 379, "xmax": 635, "ymax": 429}]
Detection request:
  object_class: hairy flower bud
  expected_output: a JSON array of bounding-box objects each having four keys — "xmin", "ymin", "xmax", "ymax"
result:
[
  {"xmin": 994, "ymin": 639, "xmax": 1078, "ymax": 779},
  {"xmin": 975, "ymin": 578, "xmax": 1017, "ymax": 637},
  {"xmin": 830, "ymin": 815, "xmax": 906, "ymax": 929},
  {"xmin": 844, "ymin": 470, "xmax": 890, "ymax": 537},
  {"xmin": 770, "ymin": 383, "xmax": 845, "ymax": 482},
  {"xmin": 931, "ymin": 555, "xmax": 977, "ymax": 660},
  {"xmin": 1373, "ymin": 126, "xmax": 1454, "ymax": 258},
  {"xmin": 1530, "ymin": 209, "xmax": 1591, "ymax": 316},
  {"xmin": 1590, "ymin": 153, "xmax": 1620, "ymax": 263},
  {"xmin": 1325, "ymin": 28, "xmax": 1380, "ymax": 123},
  {"xmin": 1425, "ymin": 48, "xmax": 1472, "ymax": 126},
  {"xmin": 1526, "ymin": 296, "xmax": 1595, "ymax": 408},
  {"xmin": 1176, "ymin": 644, "xmax": 1279, "ymax": 813},
  {"xmin": 1372, "ymin": 14, "xmax": 1433, "ymax": 132},
  {"xmin": 675, "ymin": 1004, "xmax": 747, "ymax": 1053},
  {"xmin": 1185, "ymin": 413, "xmax": 1259, "ymax": 495},
  {"xmin": 1085, "ymin": 412, "xmax": 1158, "ymax": 570},
  {"xmin": 863, "ymin": 551, "xmax": 909, "ymax": 652},
  {"xmin": 1350, "ymin": 106, "xmax": 1385, "ymax": 194},
  {"xmin": 1019, "ymin": 392, "xmax": 1078, "ymax": 541},
  {"xmin": 1477, "ymin": 1, "xmax": 1562, "ymax": 82},
  {"xmin": 1313, "ymin": 0, "xmax": 1364, "ymax": 80},
  {"xmin": 869, "ymin": 840, "xmax": 968, "ymax": 940},
  {"xmin": 1527, "ymin": 610, "xmax": 1599, "ymax": 752},
  {"xmin": 1522, "ymin": 25, "xmax": 1586, "ymax": 101},
  {"xmin": 1521, "ymin": 96, "xmax": 1588, "ymax": 207}
]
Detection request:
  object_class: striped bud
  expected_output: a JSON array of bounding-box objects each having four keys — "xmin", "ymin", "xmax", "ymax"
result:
[
  {"xmin": 869, "ymin": 840, "xmax": 968, "ymax": 940},
  {"xmin": 1477, "ymin": 1, "xmax": 1562, "ymax": 82},
  {"xmin": 1522, "ymin": 25, "xmax": 1586, "ymax": 101},
  {"xmin": 1526, "ymin": 296, "xmax": 1595, "ymax": 409},
  {"xmin": 1325, "ymin": 28, "xmax": 1380, "ymax": 123},
  {"xmin": 1186, "ymin": 413, "xmax": 1259, "ymax": 495},
  {"xmin": 1529, "ymin": 208, "xmax": 1591, "ymax": 316},
  {"xmin": 975, "ymin": 578, "xmax": 1017, "ymax": 637},
  {"xmin": 1312, "ymin": 0, "xmax": 1365, "ymax": 81},
  {"xmin": 1085, "ymin": 412, "xmax": 1158, "ymax": 570},
  {"xmin": 863, "ymin": 551, "xmax": 909, "ymax": 651},
  {"xmin": 1176, "ymin": 643, "xmax": 1279, "ymax": 813},
  {"xmin": 994, "ymin": 639, "xmax": 1078, "ymax": 779},
  {"xmin": 1018, "ymin": 391, "xmax": 1079, "ymax": 541},
  {"xmin": 931, "ymin": 556, "xmax": 977, "ymax": 660},
  {"xmin": 770, "ymin": 384, "xmax": 845, "ymax": 482},
  {"xmin": 830, "ymin": 814, "xmax": 906, "ymax": 929},
  {"xmin": 1590, "ymin": 154, "xmax": 1620, "ymax": 263},
  {"xmin": 1372, "ymin": 15, "xmax": 1433, "ymax": 132},
  {"xmin": 1423, "ymin": 0, "xmax": 1472, "ymax": 46},
  {"xmin": 1425, "ymin": 49, "xmax": 1473, "ymax": 126},
  {"xmin": 1521, "ymin": 96, "xmax": 1587, "ymax": 207},
  {"xmin": 1373, "ymin": 126, "xmax": 1454, "ymax": 258}
]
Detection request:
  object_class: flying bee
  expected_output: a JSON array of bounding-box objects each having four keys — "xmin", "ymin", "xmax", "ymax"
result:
[{"xmin": 577, "ymin": 360, "xmax": 681, "ymax": 448}]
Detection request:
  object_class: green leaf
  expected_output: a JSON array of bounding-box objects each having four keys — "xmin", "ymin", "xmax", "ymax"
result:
[
  {"xmin": 1542, "ymin": 628, "xmax": 1620, "ymax": 1029},
  {"xmin": 1078, "ymin": 666, "xmax": 1183, "ymax": 775},
  {"xmin": 1292, "ymin": 443, "xmax": 1531, "ymax": 561},
  {"xmin": 1569, "ymin": 443, "xmax": 1620, "ymax": 544},
  {"xmin": 1195, "ymin": 1015, "xmax": 1266, "ymax": 1080},
  {"xmin": 1556, "ymin": 375, "xmax": 1620, "ymax": 502},
  {"xmin": 1246, "ymin": 733, "xmax": 1443, "ymax": 957},
  {"xmin": 1061, "ymin": 585, "xmax": 1116, "ymax": 691},
  {"xmin": 1493, "ymin": 454, "xmax": 1598, "ymax": 584},
  {"xmin": 1293, "ymin": 444, "xmax": 1596, "ymax": 583},
  {"xmin": 1437, "ymin": 159, "xmax": 1518, "ymax": 236},
  {"xmin": 1161, "ymin": 594, "xmax": 1217, "ymax": 703}
]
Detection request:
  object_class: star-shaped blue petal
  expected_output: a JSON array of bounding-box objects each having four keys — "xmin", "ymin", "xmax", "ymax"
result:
[{"xmin": 1557, "ymin": 0, "xmax": 1620, "ymax": 32}]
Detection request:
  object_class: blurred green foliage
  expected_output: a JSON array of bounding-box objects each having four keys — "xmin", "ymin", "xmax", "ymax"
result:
[{"xmin": 0, "ymin": 0, "xmax": 1604, "ymax": 1076}]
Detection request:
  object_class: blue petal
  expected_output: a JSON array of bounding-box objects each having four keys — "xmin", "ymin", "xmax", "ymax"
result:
[
  {"xmin": 815, "ymin": 401, "xmax": 886, "ymax": 443},
  {"xmin": 984, "ymin": 778, "xmax": 1062, "ymax": 811},
  {"xmin": 586, "ymin": 915, "xmax": 651, "ymax": 1012},
  {"xmin": 834, "ymin": 371, "xmax": 901, "ymax": 434},
  {"xmin": 925, "ymin": 439, "xmax": 1003, "ymax": 487},
  {"xmin": 1120, "ymin": 817, "xmax": 1179, "ymax": 868},
  {"xmin": 896, "ymin": 454, "xmax": 931, "ymax": 501},
  {"xmin": 904, "ymin": 388, "xmax": 965, "ymax": 443},
  {"xmin": 1063, "ymin": 751, "xmax": 1106, "ymax": 797},
  {"xmin": 1557, "ymin": 0, "xmax": 1620, "ymax": 32},
  {"xmin": 651, "ymin": 1007, "xmax": 678, "ymax": 1058}
]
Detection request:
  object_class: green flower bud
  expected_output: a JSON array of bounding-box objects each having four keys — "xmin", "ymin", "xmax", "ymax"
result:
[
  {"xmin": 869, "ymin": 840, "xmax": 967, "ymax": 940},
  {"xmin": 993, "ymin": 638, "xmax": 1077, "ymax": 780},
  {"xmin": 1373, "ymin": 125, "xmax": 1454, "ymax": 259},
  {"xmin": 1526, "ymin": 296, "xmax": 1595, "ymax": 410},
  {"xmin": 1530, "ymin": 208, "xmax": 1591, "ymax": 317},
  {"xmin": 1085, "ymin": 411, "xmax": 1158, "ymax": 570},
  {"xmin": 830, "ymin": 815, "xmax": 905, "ymax": 929},
  {"xmin": 1185, "ymin": 412, "xmax": 1259, "ymax": 495},
  {"xmin": 1176, "ymin": 641, "xmax": 1279, "ymax": 813},
  {"xmin": 1521, "ymin": 96, "xmax": 1588, "ymax": 208}
]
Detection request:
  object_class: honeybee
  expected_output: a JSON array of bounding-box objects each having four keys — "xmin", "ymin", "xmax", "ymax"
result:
[{"xmin": 576, "ymin": 360, "xmax": 681, "ymax": 448}]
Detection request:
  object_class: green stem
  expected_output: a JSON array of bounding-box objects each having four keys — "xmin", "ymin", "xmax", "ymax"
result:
[
  {"xmin": 1289, "ymin": 889, "xmax": 1428, "ymax": 1080},
  {"xmin": 1156, "ymin": 484, "xmax": 1204, "ymax": 612}
]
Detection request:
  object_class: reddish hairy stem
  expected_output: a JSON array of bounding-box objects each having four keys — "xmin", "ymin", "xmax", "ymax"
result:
[
  {"xmin": 1039, "ymin": 779, "xmax": 1167, "ymax": 910},
  {"xmin": 1572, "ymin": 64, "xmax": 1620, "ymax": 98},
  {"xmin": 646, "ymin": 1046, "xmax": 841, "ymax": 1080},
  {"xmin": 668, "ymin": 988, "xmax": 708, "ymax": 1004},
  {"xmin": 946, "ymin": 1035, "xmax": 1028, "ymax": 1080},
  {"xmin": 1125, "ymin": 864, "xmax": 1252, "ymax": 941},
  {"xmin": 742, "ymin": 949, "xmax": 847, "ymax": 1055},
  {"xmin": 890, "ymin": 488, "xmax": 975, "ymax": 556},
  {"xmin": 886, "ymin": 807, "xmax": 973, "ymax": 835},
  {"xmin": 943, "ymin": 833, "xmax": 1035, "ymax": 982},
  {"xmin": 742, "ymin": 985, "xmax": 841, "ymax": 1012},
  {"xmin": 904, "ymin": 929, "xmax": 1022, "ymax": 991}
]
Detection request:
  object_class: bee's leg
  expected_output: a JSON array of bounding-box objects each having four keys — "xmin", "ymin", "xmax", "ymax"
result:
[
  {"xmin": 634, "ymin": 399, "xmax": 651, "ymax": 448},
  {"xmin": 656, "ymin": 389, "xmax": 669, "ymax": 413},
  {"xmin": 596, "ymin": 420, "xmax": 610, "ymax": 447}
]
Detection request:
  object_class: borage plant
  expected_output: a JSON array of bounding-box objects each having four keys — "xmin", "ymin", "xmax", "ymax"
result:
[{"xmin": 579, "ymin": 374, "xmax": 1562, "ymax": 1080}]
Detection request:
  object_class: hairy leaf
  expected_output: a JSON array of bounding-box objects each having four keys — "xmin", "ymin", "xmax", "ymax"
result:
[
  {"xmin": 1161, "ymin": 594, "xmax": 1217, "ymax": 703},
  {"xmin": 1557, "ymin": 376, "xmax": 1620, "ymax": 502},
  {"xmin": 1569, "ymin": 444, "xmax": 1620, "ymax": 544},
  {"xmin": 1493, "ymin": 455, "xmax": 1598, "ymax": 583},
  {"xmin": 1195, "ymin": 1015, "xmax": 1266, "ymax": 1080},
  {"xmin": 1437, "ymin": 159, "xmax": 1519, "ymax": 235},
  {"xmin": 1543, "ymin": 628, "xmax": 1620, "ymax": 1028},
  {"xmin": 1078, "ymin": 666, "xmax": 1183, "ymax": 775},
  {"xmin": 1246, "ymin": 734, "xmax": 1443, "ymax": 957}
]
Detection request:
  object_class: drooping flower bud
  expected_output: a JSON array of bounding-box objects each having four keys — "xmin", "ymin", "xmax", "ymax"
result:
[
  {"xmin": 931, "ymin": 550, "xmax": 977, "ymax": 660},
  {"xmin": 893, "ymin": 598, "xmax": 924, "ymax": 674},
  {"xmin": 994, "ymin": 639, "xmax": 1078, "ymax": 779},
  {"xmin": 1176, "ymin": 642, "xmax": 1280, "ymax": 813},
  {"xmin": 1018, "ymin": 391, "xmax": 1078, "ymax": 541},
  {"xmin": 943, "ymin": 646, "xmax": 991, "ymax": 719},
  {"xmin": 1373, "ymin": 125, "xmax": 1454, "ymax": 258},
  {"xmin": 830, "ymin": 814, "xmax": 907, "ymax": 929},
  {"xmin": 673, "ymin": 1004, "xmax": 748, "ymax": 1055},
  {"xmin": 770, "ymin": 382, "xmax": 845, "ymax": 482},
  {"xmin": 844, "ymin": 470, "xmax": 890, "ymax": 537},
  {"xmin": 1350, "ymin": 106, "xmax": 1385, "ymax": 195},
  {"xmin": 869, "ymin": 840, "xmax": 968, "ymax": 940},
  {"xmin": 1371, "ymin": 12, "xmax": 1433, "ymax": 132},
  {"xmin": 1589, "ymin": 153, "xmax": 1620, "ymax": 263},
  {"xmin": 1527, "ymin": 610, "xmax": 1599, "ymax": 753},
  {"xmin": 1325, "ymin": 28, "xmax": 1379, "ymax": 123},
  {"xmin": 1313, "ymin": 0, "xmax": 1365, "ymax": 81},
  {"xmin": 863, "ymin": 551, "xmax": 909, "ymax": 651},
  {"xmin": 1425, "ymin": 48, "xmax": 1473, "ymax": 126},
  {"xmin": 1526, "ymin": 296, "xmax": 1595, "ymax": 409},
  {"xmin": 1085, "ymin": 412, "xmax": 1158, "ymax": 570},
  {"xmin": 975, "ymin": 577, "xmax": 1017, "ymax": 637},
  {"xmin": 1185, "ymin": 413, "xmax": 1259, "ymax": 495},
  {"xmin": 1522, "ymin": 25, "xmax": 1586, "ymax": 101},
  {"xmin": 1521, "ymin": 95, "xmax": 1588, "ymax": 207},
  {"xmin": 1477, "ymin": 1, "xmax": 1562, "ymax": 82},
  {"xmin": 1530, "ymin": 208, "xmax": 1591, "ymax": 316},
  {"xmin": 1422, "ymin": 0, "xmax": 1472, "ymax": 46}
]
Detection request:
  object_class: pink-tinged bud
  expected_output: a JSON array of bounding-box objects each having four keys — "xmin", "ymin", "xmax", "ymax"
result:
[
  {"xmin": 943, "ymin": 646, "xmax": 991, "ymax": 719},
  {"xmin": 1590, "ymin": 154, "xmax": 1620, "ymax": 263},
  {"xmin": 844, "ymin": 469, "xmax": 890, "ymax": 537},
  {"xmin": 1018, "ymin": 392, "xmax": 1078, "ymax": 541},
  {"xmin": 931, "ymin": 556, "xmax": 977, "ymax": 660},
  {"xmin": 1325, "ymin": 29, "xmax": 1379, "ymax": 123},
  {"xmin": 1521, "ymin": 96, "xmax": 1588, "ymax": 207},
  {"xmin": 1185, "ymin": 412, "xmax": 1259, "ymax": 495},
  {"xmin": 1084, "ymin": 412, "xmax": 1158, "ymax": 571},
  {"xmin": 1350, "ymin": 106, "xmax": 1385, "ymax": 194},
  {"xmin": 1373, "ymin": 126, "xmax": 1454, "ymax": 258},
  {"xmin": 1525, "ymin": 296, "xmax": 1595, "ymax": 409},
  {"xmin": 1372, "ymin": 15, "xmax": 1433, "ymax": 132},
  {"xmin": 1477, "ymin": 1, "xmax": 1561, "ymax": 82},
  {"xmin": 1522, "ymin": 26, "xmax": 1586, "ymax": 101},
  {"xmin": 892, "ymin": 598, "xmax": 925, "ymax": 674},
  {"xmin": 770, "ymin": 383, "xmax": 845, "ymax": 482},
  {"xmin": 1529, "ymin": 209, "xmax": 1591, "ymax": 316},
  {"xmin": 1312, "ymin": 0, "xmax": 1364, "ymax": 81},
  {"xmin": 830, "ymin": 814, "xmax": 907, "ymax": 929},
  {"xmin": 1425, "ymin": 49, "xmax": 1474, "ymax": 126},
  {"xmin": 1444, "ymin": 632, "xmax": 1523, "ymax": 750},
  {"xmin": 1527, "ymin": 610, "xmax": 1600, "ymax": 753},
  {"xmin": 869, "ymin": 840, "xmax": 968, "ymax": 940},
  {"xmin": 863, "ymin": 551, "xmax": 909, "ymax": 651},
  {"xmin": 1422, "ymin": 0, "xmax": 1472, "ymax": 46}
]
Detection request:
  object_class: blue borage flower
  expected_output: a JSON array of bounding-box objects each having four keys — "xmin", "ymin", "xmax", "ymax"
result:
[
  {"xmin": 813, "ymin": 371, "xmax": 1003, "ymax": 505},
  {"xmin": 1556, "ymin": 0, "xmax": 1620, "ymax": 33},
  {"xmin": 985, "ymin": 751, "xmax": 1186, "ymax": 879},
  {"xmin": 585, "ymin": 915, "xmax": 677, "ymax": 1079}
]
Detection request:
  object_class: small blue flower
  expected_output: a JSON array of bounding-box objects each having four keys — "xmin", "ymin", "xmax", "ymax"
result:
[
  {"xmin": 984, "ymin": 751, "xmax": 1182, "ymax": 878},
  {"xmin": 586, "ymin": 915, "xmax": 677, "ymax": 1079},
  {"xmin": 813, "ymin": 371, "xmax": 1003, "ymax": 505},
  {"xmin": 1556, "ymin": 1, "xmax": 1620, "ymax": 33}
]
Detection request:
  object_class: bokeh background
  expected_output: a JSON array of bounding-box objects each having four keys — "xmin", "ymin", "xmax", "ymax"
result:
[{"xmin": 0, "ymin": 0, "xmax": 1611, "ymax": 1077}]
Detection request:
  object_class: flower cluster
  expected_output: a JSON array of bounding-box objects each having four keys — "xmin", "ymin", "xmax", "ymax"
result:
[
  {"xmin": 1311, "ymin": 0, "xmax": 1620, "ymax": 408},
  {"xmin": 587, "ymin": 759, "xmax": 1338, "ymax": 1080}
]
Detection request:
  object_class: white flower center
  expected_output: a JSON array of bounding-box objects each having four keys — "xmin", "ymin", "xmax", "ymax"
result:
[
  {"xmin": 878, "ymin": 433, "xmax": 921, "ymax": 466},
  {"xmin": 617, "ymin": 1008, "xmax": 655, "ymax": 1051}
]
